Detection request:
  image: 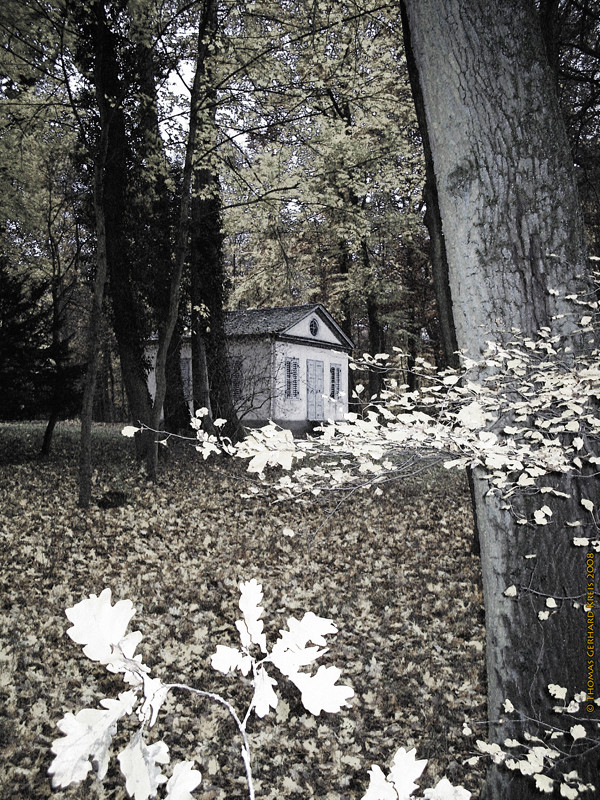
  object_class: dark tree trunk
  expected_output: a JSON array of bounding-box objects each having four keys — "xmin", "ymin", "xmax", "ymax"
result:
[
  {"xmin": 190, "ymin": 167, "xmax": 240, "ymax": 439},
  {"xmin": 402, "ymin": 1, "xmax": 597, "ymax": 796},
  {"xmin": 401, "ymin": 2, "xmax": 458, "ymax": 370},
  {"xmin": 146, "ymin": 0, "xmax": 223, "ymax": 476},
  {"xmin": 95, "ymin": 3, "xmax": 153, "ymax": 450},
  {"xmin": 78, "ymin": 4, "xmax": 111, "ymax": 507}
]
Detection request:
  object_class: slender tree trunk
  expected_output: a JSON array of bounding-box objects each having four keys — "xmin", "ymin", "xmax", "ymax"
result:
[
  {"xmin": 146, "ymin": 2, "xmax": 220, "ymax": 477},
  {"xmin": 402, "ymin": 1, "xmax": 597, "ymax": 796},
  {"xmin": 78, "ymin": 144, "xmax": 108, "ymax": 508}
]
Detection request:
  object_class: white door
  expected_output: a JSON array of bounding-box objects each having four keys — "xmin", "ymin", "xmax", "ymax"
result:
[{"xmin": 306, "ymin": 359, "xmax": 324, "ymax": 420}]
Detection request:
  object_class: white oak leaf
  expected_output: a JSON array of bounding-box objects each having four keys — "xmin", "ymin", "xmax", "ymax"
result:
[
  {"xmin": 423, "ymin": 777, "xmax": 472, "ymax": 799},
  {"xmin": 253, "ymin": 666, "xmax": 278, "ymax": 718},
  {"xmin": 388, "ymin": 747, "xmax": 428, "ymax": 797},
  {"xmin": 139, "ymin": 676, "xmax": 170, "ymax": 728},
  {"xmin": 117, "ymin": 730, "xmax": 169, "ymax": 800},
  {"xmin": 165, "ymin": 761, "xmax": 202, "ymax": 800},
  {"xmin": 210, "ymin": 645, "xmax": 252, "ymax": 676},
  {"xmin": 289, "ymin": 665, "xmax": 354, "ymax": 715},
  {"xmin": 236, "ymin": 579, "xmax": 267, "ymax": 653},
  {"xmin": 66, "ymin": 588, "xmax": 140, "ymax": 665},
  {"xmin": 48, "ymin": 691, "xmax": 137, "ymax": 788},
  {"xmin": 360, "ymin": 764, "xmax": 397, "ymax": 800}
]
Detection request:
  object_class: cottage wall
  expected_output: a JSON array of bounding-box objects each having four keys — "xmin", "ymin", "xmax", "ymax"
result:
[{"xmin": 145, "ymin": 306, "xmax": 352, "ymax": 434}]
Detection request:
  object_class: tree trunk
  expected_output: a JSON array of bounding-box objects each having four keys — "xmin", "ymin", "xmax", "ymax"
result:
[
  {"xmin": 95, "ymin": 1, "xmax": 153, "ymax": 451},
  {"xmin": 78, "ymin": 139, "xmax": 108, "ymax": 508},
  {"xmin": 402, "ymin": 1, "xmax": 597, "ymax": 796},
  {"xmin": 190, "ymin": 165, "xmax": 241, "ymax": 439},
  {"xmin": 146, "ymin": 1, "xmax": 221, "ymax": 477}
]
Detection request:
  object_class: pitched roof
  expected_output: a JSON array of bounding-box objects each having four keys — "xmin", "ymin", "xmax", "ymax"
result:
[{"xmin": 224, "ymin": 305, "xmax": 321, "ymax": 337}]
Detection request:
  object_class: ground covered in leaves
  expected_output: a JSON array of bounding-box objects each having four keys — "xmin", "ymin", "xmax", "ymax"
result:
[{"xmin": 0, "ymin": 421, "xmax": 487, "ymax": 800}]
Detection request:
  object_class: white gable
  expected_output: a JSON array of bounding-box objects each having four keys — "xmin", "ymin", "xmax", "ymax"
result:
[{"xmin": 282, "ymin": 310, "xmax": 348, "ymax": 348}]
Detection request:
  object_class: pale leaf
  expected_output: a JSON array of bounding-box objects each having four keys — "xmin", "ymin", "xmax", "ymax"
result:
[
  {"xmin": 534, "ymin": 774, "xmax": 555, "ymax": 793},
  {"xmin": 456, "ymin": 401, "xmax": 488, "ymax": 430},
  {"xmin": 122, "ymin": 426, "xmax": 141, "ymax": 438},
  {"xmin": 117, "ymin": 731, "xmax": 169, "ymax": 800},
  {"xmin": 236, "ymin": 579, "xmax": 267, "ymax": 653},
  {"xmin": 423, "ymin": 777, "xmax": 472, "ymax": 799},
  {"xmin": 253, "ymin": 666, "xmax": 278, "ymax": 718},
  {"xmin": 290, "ymin": 665, "xmax": 354, "ymax": 715},
  {"xmin": 139, "ymin": 676, "xmax": 170, "ymax": 728},
  {"xmin": 48, "ymin": 691, "xmax": 137, "ymax": 788},
  {"xmin": 570, "ymin": 724, "xmax": 586, "ymax": 741},
  {"xmin": 389, "ymin": 747, "xmax": 427, "ymax": 797},
  {"xmin": 165, "ymin": 761, "xmax": 202, "ymax": 800},
  {"xmin": 548, "ymin": 684, "xmax": 568, "ymax": 700},
  {"xmin": 270, "ymin": 612, "xmax": 337, "ymax": 676},
  {"xmin": 66, "ymin": 588, "xmax": 140, "ymax": 665},
  {"xmin": 210, "ymin": 645, "xmax": 251, "ymax": 676},
  {"xmin": 360, "ymin": 764, "xmax": 397, "ymax": 800}
]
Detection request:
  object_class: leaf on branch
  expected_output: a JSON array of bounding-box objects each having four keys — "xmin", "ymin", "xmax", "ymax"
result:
[
  {"xmin": 361, "ymin": 747, "xmax": 430, "ymax": 799},
  {"xmin": 456, "ymin": 401, "xmax": 489, "ymax": 430},
  {"xmin": 534, "ymin": 774, "xmax": 555, "ymax": 793},
  {"xmin": 423, "ymin": 776, "xmax": 472, "ymax": 799},
  {"xmin": 289, "ymin": 665, "xmax": 354, "ymax": 715},
  {"xmin": 236, "ymin": 579, "xmax": 267, "ymax": 653},
  {"xmin": 361, "ymin": 764, "xmax": 397, "ymax": 800},
  {"xmin": 570, "ymin": 724, "xmax": 587, "ymax": 741},
  {"xmin": 48, "ymin": 691, "xmax": 137, "ymax": 788},
  {"xmin": 210, "ymin": 645, "xmax": 252, "ymax": 676},
  {"xmin": 253, "ymin": 666, "xmax": 279, "ymax": 718},
  {"xmin": 139, "ymin": 675, "xmax": 170, "ymax": 728},
  {"xmin": 548, "ymin": 684, "xmax": 568, "ymax": 700},
  {"xmin": 122, "ymin": 426, "xmax": 141, "ymax": 438},
  {"xmin": 165, "ymin": 761, "xmax": 202, "ymax": 800},
  {"xmin": 65, "ymin": 588, "xmax": 143, "ymax": 672},
  {"xmin": 117, "ymin": 730, "xmax": 169, "ymax": 800},
  {"xmin": 270, "ymin": 611, "xmax": 337, "ymax": 676}
]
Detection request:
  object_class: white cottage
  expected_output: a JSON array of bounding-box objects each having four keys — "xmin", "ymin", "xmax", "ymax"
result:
[{"xmin": 147, "ymin": 304, "xmax": 354, "ymax": 433}]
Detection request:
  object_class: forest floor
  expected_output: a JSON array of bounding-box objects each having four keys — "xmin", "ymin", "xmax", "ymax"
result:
[{"xmin": 0, "ymin": 421, "xmax": 487, "ymax": 800}]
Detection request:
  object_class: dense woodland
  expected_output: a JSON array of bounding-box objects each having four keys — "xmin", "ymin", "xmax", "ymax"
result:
[
  {"xmin": 2, "ymin": 1, "xmax": 598, "ymax": 434},
  {"xmin": 2, "ymin": 2, "xmax": 600, "ymax": 799}
]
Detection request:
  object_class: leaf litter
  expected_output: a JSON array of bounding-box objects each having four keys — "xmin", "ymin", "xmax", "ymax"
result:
[{"xmin": 0, "ymin": 421, "xmax": 486, "ymax": 799}]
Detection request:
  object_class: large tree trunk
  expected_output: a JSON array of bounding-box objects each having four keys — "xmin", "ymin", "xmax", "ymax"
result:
[
  {"xmin": 402, "ymin": 1, "xmax": 597, "ymax": 797},
  {"xmin": 95, "ymin": 2, "xmax": 153, "ymax": 454}
]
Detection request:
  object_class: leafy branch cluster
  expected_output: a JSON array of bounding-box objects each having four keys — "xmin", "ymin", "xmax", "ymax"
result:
[
  {"xmin": 187, "ymin": 289, "xmax": 599, "ymax": 534},
  {"xmin": 467, "ymin": 687, "xmax": 598, "ymax": 798},
  {"xmin": 49, "ymin": 582, "xmax": 470, "ymax": 800}
]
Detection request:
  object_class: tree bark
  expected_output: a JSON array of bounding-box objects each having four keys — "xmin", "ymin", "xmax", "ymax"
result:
[
  {"xmin": 146, "ymin": 0, "xmax": 222, "ymax": 476},
  {"xmin": 95, "ymin": 2, "xmax": 153, "ymax": 451},
  {"xmin": 402, "ymin": 1, "xmax": 597, "ymax": 796},
  {"xmin": 78, "ymin": 3, "xmax": 110, "ymax": 506},
  {"xmin": 190, "ymin": 165, "xmax": 240, "ymax": 439}
]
